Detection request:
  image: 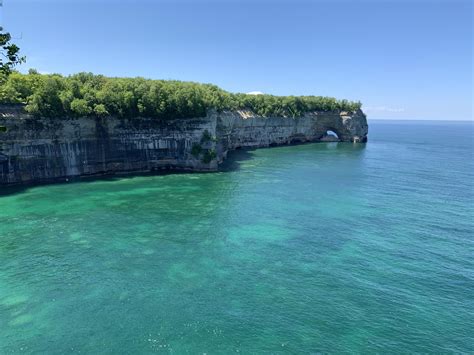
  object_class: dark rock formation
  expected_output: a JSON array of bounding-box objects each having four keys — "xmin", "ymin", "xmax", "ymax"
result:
[{"xmin": 0, "ymin": 105, "xmax": 368, "ymax": 186}]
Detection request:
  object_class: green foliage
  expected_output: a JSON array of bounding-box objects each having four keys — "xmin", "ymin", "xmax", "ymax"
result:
[
  {"xmin": 202, "ymin": 149, "xmax": 217, "ymax": 164},
  {"xmin": 201, "ymin": 130, "xmax": 217, "ymax": 143},
  {"xmin": 70, "ymin": 99, "xmax": 92, "ymax": 116},
  {"xmin": 0, "ymin": 27, "xmax": 26, "ymax": 78},
  {"xmin": 191, "ymin": 143, "xmax": 202, "ymax": 158},
  {"xmin": 25, "ymin": 76, "xmax": 65, "ymax": 117},
  {"xmin": 0, "ymin": 71, "xmax": 41, "ymax": 103},
  {"xmin": 0, "ymin": 72, "xmax": 362, "ymax": 119},
  {"xmin": 93, "ymin": 104, "xmax": 109, "ymax": 117}
]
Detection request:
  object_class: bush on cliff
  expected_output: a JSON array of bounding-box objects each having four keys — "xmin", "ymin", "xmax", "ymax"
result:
[
  {"xmin": 202, "ymin": 149, "xmax": 217, "ymax": 164},
  {"xmin": 0, "ymin": 71, "xmax": 362, "ymax": 119},
  {"xmin": 191, "ymin": 143, "xmax": 203, "ymax": 158}
]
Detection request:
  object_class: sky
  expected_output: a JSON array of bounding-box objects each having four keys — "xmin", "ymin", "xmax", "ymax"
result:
[{"xmin": 2, "ymin": 0, "xmax": 472, "ymax": 120}]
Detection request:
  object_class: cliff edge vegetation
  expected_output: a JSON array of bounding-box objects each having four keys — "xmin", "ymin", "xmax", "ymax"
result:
[{"xmin": 0, "ymin": 71, "xmax": 362, "ymax": 120}]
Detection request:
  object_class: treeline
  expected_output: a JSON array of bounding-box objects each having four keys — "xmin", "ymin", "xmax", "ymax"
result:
[{"xmin": 0, "ymin": 71, "xmax": 361, "ymax": 119}]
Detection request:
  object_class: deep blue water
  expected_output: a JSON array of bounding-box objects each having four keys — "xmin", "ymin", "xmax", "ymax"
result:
[{"xmin": 0, "ymin": 120, "xmax": 473, "ymax": 353}]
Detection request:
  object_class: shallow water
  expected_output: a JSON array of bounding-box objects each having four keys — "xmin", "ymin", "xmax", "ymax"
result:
[{"xmin": 0, "ymin": 120, "xmax": 473, "ymax": 353}]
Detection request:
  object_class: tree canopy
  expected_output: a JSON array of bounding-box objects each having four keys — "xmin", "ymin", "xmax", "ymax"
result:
[{"xmin": 0, "ymin": 71, "xmax": 362, "ymax": 119}]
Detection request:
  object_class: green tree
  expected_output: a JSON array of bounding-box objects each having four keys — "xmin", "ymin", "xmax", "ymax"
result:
[
  {"xmin": 94, "ymin": 104, "xmax": 109, "ymax": 117},
  {"xmin": 26, "ymin": 76, "xmax": 65, "ymax": 117},
  {"xmin": 0, "ymin": 27, "xmax": 26, "ymax": 78},
  {"xmin": 70, "ymin": 98, "xmax": 92, "ymax": 116},
  {"xmin": 2, "ymin": 71, "xmax": 361, "ymax": 118}
]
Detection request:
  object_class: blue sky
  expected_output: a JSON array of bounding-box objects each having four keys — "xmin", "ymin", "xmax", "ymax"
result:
[{"xmin": 2, "ymin": 0, "xmax": 472, "ymax": 120}]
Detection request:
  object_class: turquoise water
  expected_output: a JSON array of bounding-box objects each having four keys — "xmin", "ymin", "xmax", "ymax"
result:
[{"xmin": 0, "ymin": 120, "xmax": 473, "ymax": 353}]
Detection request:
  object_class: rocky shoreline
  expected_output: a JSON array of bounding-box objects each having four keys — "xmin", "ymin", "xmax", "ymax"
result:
[{"xmin": 0, "ymin": 106, "xmax": 368, "ymax": 186}]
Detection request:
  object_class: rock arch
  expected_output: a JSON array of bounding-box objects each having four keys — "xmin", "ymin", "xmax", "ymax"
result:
[
  {"xmin": 310, "ymin": 110, "xmax": 368, "ymax": 143},
  {"xmin": 320, "ymin": 129, "xmax": 340, "ymax": 142}
]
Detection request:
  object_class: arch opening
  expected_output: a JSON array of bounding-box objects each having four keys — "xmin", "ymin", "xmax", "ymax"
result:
[{"xmin": 320, "ymin": 129, "xmax": 340, "ymax": 142}]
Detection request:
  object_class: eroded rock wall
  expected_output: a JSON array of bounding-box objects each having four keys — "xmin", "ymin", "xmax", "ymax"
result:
[
  {"xmin": 215, "ymin": 109, "xmax": 367, "ymax": 148},
  {"xmin": 0, "ymin": 106, "xmax": 367, "ymax": 186}
]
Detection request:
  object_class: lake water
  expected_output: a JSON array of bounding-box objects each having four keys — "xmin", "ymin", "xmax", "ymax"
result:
[{"xmin": 0, "ymin": 120, "xmax": 473, "ymax": 353}]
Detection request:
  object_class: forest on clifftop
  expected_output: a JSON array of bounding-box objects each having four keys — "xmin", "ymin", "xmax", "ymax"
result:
[{"xmin": 0, "ymin": 71, "xmax": 362, "ymax": 120}]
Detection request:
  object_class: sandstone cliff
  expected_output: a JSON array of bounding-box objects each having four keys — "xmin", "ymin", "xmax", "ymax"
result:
[{"xmin": 0, "ymin": 105, "xmax": 368, "ymax": 186}]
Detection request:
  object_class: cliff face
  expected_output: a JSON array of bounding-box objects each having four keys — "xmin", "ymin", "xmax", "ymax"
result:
[{"xmin": 0, "ymin": 106, "xmax": 367, "ymax": 186}]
